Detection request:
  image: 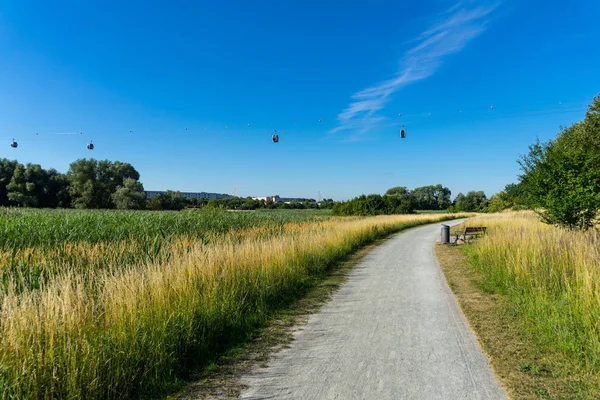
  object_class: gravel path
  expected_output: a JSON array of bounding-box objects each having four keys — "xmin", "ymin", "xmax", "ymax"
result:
[{"xmin": 238, "ymin": 220, "xmax": 507, "ymax": 399}]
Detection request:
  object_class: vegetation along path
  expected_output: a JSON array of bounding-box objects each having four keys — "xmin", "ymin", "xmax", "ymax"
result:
[{"xmin": 238, "ymin": 220, "xmax": 507, "ymax": 399}]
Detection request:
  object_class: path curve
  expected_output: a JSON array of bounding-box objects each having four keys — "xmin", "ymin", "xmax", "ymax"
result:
[{"xmin": 239, "ymin": 220, "xmax": 507, "ymax": 399}]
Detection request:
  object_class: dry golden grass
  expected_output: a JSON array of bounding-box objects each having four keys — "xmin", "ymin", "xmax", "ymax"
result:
[
  {"xmin": 0, "ymin": 213, "xmax": 467, "ymax": 399},
  {"xmin": 438, "ymin": 211, "xmax": 600, "ymax": 399},
  {"xmin": 437, "ymin": 244, "xmax": 600, "ymax": 399}
]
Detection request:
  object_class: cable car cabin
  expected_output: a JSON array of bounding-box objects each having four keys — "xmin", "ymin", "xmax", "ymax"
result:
[
  {"xmin": 87, "ymin": 142, "xmax": 94, "ymax": 150},
  {"xmin": 10, "ymin": 139, "xmax": 17, "ymax": 148},
  {"xmin": 400, "ymin": 127, "xmax": 406, "ymax": 139},
  {"xmin": 272, "ymin": 134, "xmax": 279, "ymax": 143}
]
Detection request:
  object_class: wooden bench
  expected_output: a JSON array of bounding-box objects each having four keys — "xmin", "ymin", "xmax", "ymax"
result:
[
  {"xmin": 465, "ymin": 226, "xmax": 486, "ymax": 237},
  {"xmin": 454, "ymin": 226, "xmax": 486, "ymax": 242}
]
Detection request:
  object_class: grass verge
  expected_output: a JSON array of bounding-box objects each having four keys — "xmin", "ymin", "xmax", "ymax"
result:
[
  {"xmin": 436, "ymin": 244, "xmax": 600, "ymax": 400},
  {"xmin": 175, "ymin": 238, "xmax": 380, "ymax": 400}
]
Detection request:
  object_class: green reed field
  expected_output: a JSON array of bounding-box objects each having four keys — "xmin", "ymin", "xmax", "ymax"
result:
[{"xmin": 0, "ymin": 208, "xmax": 468, "ymax": 399}]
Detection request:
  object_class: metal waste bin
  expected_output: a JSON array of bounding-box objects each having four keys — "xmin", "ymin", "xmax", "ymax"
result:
[{"xmin": 441, "ymin": 224, "xmax": 450, "ymax": 244}]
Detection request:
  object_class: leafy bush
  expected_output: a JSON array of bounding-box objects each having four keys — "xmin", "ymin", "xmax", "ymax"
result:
[{"xmin": 519, "ymin": 95, "xmax": 600, "ymax": 228}]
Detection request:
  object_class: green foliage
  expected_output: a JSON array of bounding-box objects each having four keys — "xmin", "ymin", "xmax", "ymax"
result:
[
  {"xmin": 334, "ymin": 184, "xmax": 454, "ymax": 216},
  {"xmin": 331, "ymin": 194, "xmax": 414, "ymax": 216},
  {"xmin": 486, "ymin": 183, "xmax": 533, "ymax": 213},
  {"xmin": 68, "ymin": 159, "xmax": 141, "ymax": 209},
  {"xmin": 0, "ymin": 159, "xmax": 19, "ymax": 206},
  {"xmin": 447, "ymin": 205, "xmax": 459, "ymax": 213},
  {"xmin": 318, "ymin": 198, "xmax": 336, "ymax": 209},
  {"xmin": 385, "ymin": 186, "xmax": 410, "ymax": 197},
  {"xmin": 518, "ymin": 95, "xmax": 600, "ymax": 228},
  {"xmin": 502, "ymin": 182, "xmax": 531, "ymax": 210},
  {"xmin": 111, "ymin": 178, "xmax": 146, "ymax": 210},
  {"xmin": 146, "ymin": 190, "xmax": 186, "ymax": 210},
  {"xmin": 7, "ymin": 163, "xmax": 41, "ymax": 207},
  {"xmin": 198, "ymin": 196, "xmax": 328, "ymax": 211},
  {"xmin": 453, "ymin": 191, "xmax": 488, "ymax": 212},
  {"xmin": 487, "ymin": 192, "xmax": 511, "ymax": 213},
  {"xmin": 410, "ymin": 184, "xmax": 452, "ymax": 210}
]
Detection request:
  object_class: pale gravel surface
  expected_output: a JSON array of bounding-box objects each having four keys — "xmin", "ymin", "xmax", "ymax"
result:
[{"xmin": 238, "ymin": 220, "xmax": 507, "ymax": 400}]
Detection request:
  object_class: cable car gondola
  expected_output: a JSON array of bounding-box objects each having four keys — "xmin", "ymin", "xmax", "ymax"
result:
[
  {"xmin": 10, "ymin": 139, "xmax": 18, "ymax": 148},
  {"xmin": 272, "ymin": 130, "xmax": 279, "ymax": 143},
  {"xmin": 87, "ymin": 141, "xmax": 94, "ymax": 150},
  {"xmin": 400, "ymin": 126, "xmax": 406, "ymax": 139}
]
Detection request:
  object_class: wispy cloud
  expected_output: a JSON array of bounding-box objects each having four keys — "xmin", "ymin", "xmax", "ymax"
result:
[{"xmin": 331, "ymin": 2, "xmax": 499, "ymax": 140}]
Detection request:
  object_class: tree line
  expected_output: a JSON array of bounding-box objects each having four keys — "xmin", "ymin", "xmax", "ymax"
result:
[
  {"xmin": 0, "ymin": 158, "xmax": 337, "ymax": 211},
  {"xmin": 331, "ymin": 184, "xmax": 489, "ymax": 216},
  {"xmin": 188, "ymin": 197, "xmax": 336, "ymax": 211},
  {"xmin": 0, "ymin": 158, "xmax": 146, "ymax": 209},
  {"xmin": 490, "ymin": 94, "xmax": 600, "ymax": 229}
]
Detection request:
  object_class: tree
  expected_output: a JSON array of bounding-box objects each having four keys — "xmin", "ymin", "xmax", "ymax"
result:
[
  {"xmin": 303, "ymin": 200, "xmax": 315, "ymax": 209},
  {"xmin": 518, "ymin": 95, "xmax": 600, "ymax": 228},
  {"xmin": 434, "ymin": 184, "xmax": 452, "ymax": 210},
  {"xmin": 385, "ymin": 186, "xmax": 410, "ymax": 198},
  {"xmin": 409, "ymin": 184, "xmax": 451, "ymax": 210},
  {"xmin": 7, "ymin": 163, "xmax": 48, "ymax": 207},
  {"xmin": 503, "ymin": 182, "xmax": 531, "ymax": 210},
  {"xmin": 332, "ymin": 193, "xmax": 413, "ymax": 216},
  {"xmin": 0, "ymin": 159, "xmax": 19, "ymax": 206},
  {"xmin": 68, "ymin": 159, "xmax": 102, "ymax": 208},
  {"xmin": 454, "ymin": 191, "xmax": 488, "ymax": 212},
  {"xmin": 43, "ymin": 169, "xmax": 71, "ymax": 208},
  {"xmin": 487, "ymin": 192, "xmax": 511, "ymax": 213},
  {"xmin": 7, "ymin": 164, "xmax": 36, "ymax": 207},
  {"xmin": 146, "ymin": 190, "xmax": 186, "ymax": 211},
  {"xmin": 240, "ymin": 197, "xmax": 261, "ymax": 210},
  {"xmin": 318, "ymin": 198, "xmax": 336, "ymax": 209},
  {"xmin": 111, "ymin": 178, "xmax": 146, "ymax": 209},
  {"xmin": 68, "ymin": 159, "xmax": 142, "ymax": 209}
]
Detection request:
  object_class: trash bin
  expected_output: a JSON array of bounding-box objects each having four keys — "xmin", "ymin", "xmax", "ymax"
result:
[{"xmin": 441, "ymin": 224, "xmax": 450, "ymax": 244}]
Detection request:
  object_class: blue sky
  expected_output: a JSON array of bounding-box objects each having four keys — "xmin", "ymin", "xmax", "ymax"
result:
[{"xmin": 0, "ymin": 0, "xmax": 598, "ymax": 200}]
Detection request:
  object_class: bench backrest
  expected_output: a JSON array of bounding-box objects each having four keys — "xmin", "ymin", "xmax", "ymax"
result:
[{"xmin": 465, "ymin": 226, "xmax": 486, "ymax": 233}]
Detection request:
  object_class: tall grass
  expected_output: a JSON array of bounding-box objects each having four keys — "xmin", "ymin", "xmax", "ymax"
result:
[
  {"xmin": 464, "ymin": 211, "xmax": 600, "ymax": 370},
  {"xmin": 0, "ymin": 208, "xmax": 330, "ymax": 249},
  {"xmin": 0, "ymin": 209, "xmax": 329, "ymax": 296},
  {"xmin": 0, "ymin": 211, "xmax": 466, "ymax": 399}
]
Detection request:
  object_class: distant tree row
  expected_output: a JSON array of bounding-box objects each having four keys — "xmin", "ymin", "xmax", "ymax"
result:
[
  {"xmin": 0, "ymin": 158, "xmax": 146, "ymax": 209},
  {"xmin": 0, "ymin": 158, "xmax": 337, "ymax": 211},
  {"xmin": 387, "ymin": 184, "xmax": 452, "ymax": 210},
  {"xmin": 178, "ymin": 196, "xmax": 336, "ymax": 211},
  {"xmin": 448, "ymin": 191, "xmax": 489, "ymax": 213},
  {"xmin": 331, "ymin": 184, "xmax": 491, "ymax": 216},
  {"xmin": 331, "ymin": 193, "xmax": 414, "ymax": 216}
]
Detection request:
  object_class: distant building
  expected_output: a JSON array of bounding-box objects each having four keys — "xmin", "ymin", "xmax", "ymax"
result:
[
  {"xmin": 145, "ymin": 191, "xmax": 233, "ymax": 200},
  {"xmin": 252, "ymin": 195, "xmax": 316, "ymax": 204}
]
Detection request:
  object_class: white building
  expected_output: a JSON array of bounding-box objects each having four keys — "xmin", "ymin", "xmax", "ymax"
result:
[{"xmin": 251, "ymin": 195, "xmax": 316, "ymax": 204}]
